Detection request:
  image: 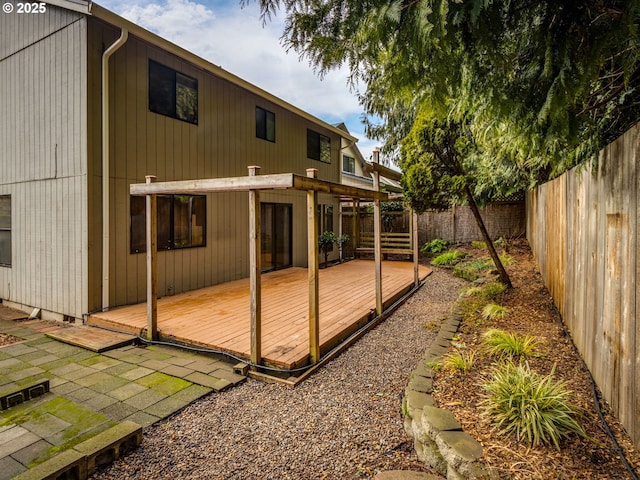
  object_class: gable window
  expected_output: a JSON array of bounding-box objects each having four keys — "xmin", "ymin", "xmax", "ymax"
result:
[
  {"xmin": 0, "ymin": 195, "xmax": 10, "ymax": 267},
  {"xmin": 307, "ymin": 129, "xmax": 331, "ymax": 163},
  {"xmin": 149, "ymin": 60, "xmax": 198, "ymax": 124},
  {"xmin": 131, "ymin": 194, "xmax": 206, "ymax": 253},
  {"xmin": 256, "ymin": 106, "xmax": 275, "ymax": 142},
  {"xmin": 342, "ymin": 155, "xmax": 355, "ymax": 174}
]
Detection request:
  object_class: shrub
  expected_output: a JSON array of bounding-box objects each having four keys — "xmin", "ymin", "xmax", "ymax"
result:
[
  {"xmin": 318, "ymin": 231, "xmax": 336, "ymax": 268},
  {"xmin": 421, "ymin": 238, "xmax": 449, "ymax": 255},
  {"xmin": 482, "ymin": 328, "xmax": 539, "ymax": 359},
  {"xmin": 453, "ymin": 257, "xmax": 494, "ymax": 280},
  {"xmin": 431, "ymin": 250, "xmax": 466, "ymax": 267},
  {"xmin": 481, "ymin": 304, "xmax": 510, "ymax": 320},
  {"xmin": 481, "ymin": 361, "xmax": 586, "ymax": 449},
  {"xmin": 471, "ymin": 240, "xmax": 486, "ymax": 249},
  {"xmin": 499, "ymin": 253, "xmax": 515, "ymax": 266},
  {"xmin": 482, "ymin": 282, "xmax": 508, "ymax": 298},
  {"xmin": 441, "ymin": 349, "xmax": 476, "ymax": 373}
]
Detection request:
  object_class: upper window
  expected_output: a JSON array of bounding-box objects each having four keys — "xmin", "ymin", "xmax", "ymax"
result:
[
  {"xmin": 0, "ymin": 195, "xmax": 10, "ymax": 267},
  {"xmin": 342, "ymin": 155, "xmax": 356, "ymax": 174},
  {"xmin": 256, "ymin": 106, "xmax": 275, "ymax": 142},
  {"xmin": 149, "ymin": 60, "xmax": 198, "ymax": 124},
  {"xmin": 131, "ymin": 194, "xmax": 206, "ymax": 253},
  {"xmin": 307, "ymin": 129, "xmax": 331, "ymax": 163}
]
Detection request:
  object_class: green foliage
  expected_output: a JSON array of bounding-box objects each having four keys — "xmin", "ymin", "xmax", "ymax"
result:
[
  {"xmin": 499, "ymin": 254, "xmax": 515, "ymax": 266},
  {"xmin": 454, "ymin": 255, "xmax": 515, "ymax": 281},
  {"xmin": 482, "ymin": 329, "xmax": 539, "ymax": 359},
  {"xmin": 250, "ymin": 0, "xmax": 640, "ymax": 187},
  {"xmin": 431, "ymin": 250, "xmax": 466, "ymax": 267},
  {"xmin": 481, "ymin": 304, "xmax": 511, "ymax": 321},
  {"xmin": 337, "ymin": 234, "xmax": 349, "ymax": 246},
  {"xmin": 381, "ymin": 201, "xmax": 404, "ymax": 232},
  {"xmin": 481, "ymin": 362, "xmax": 586, "ymax": 449},
  {"xmin": 441, "ymin": 349, "xmax": 476, "ymax": 373},
  {"xmin": 471, "ymin": 241, "xmax": 486, "ymax": 250},
  {"xmin": 318, "ymin": 231, "xmax": 336, "ymax": 268},
  {"xmin": 482, "ymin": 282, "xmax": 508, "ymax": 298},
  {"xmin": 421, "ymin": 238, "xmax": 449, "ymax": 255},
  {"xmin": 453, "ymin": 258, "xmax": 494, "ymax": 281}
]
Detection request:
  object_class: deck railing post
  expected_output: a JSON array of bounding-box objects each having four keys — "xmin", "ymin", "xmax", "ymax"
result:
[
  {"xmin": 307, "ymin": 168, "xmax": 320, "ymax": 364},
  {"xmin": 248, "ymin": 166, "xmax": 262, "ymax": 367},
  {"xmin": 372, "ymin": 150, "xmax": 383, "ymax": 316},
  {"xmin": 145, "ymin": 175, "xmax": 158, "ymax": 341}
]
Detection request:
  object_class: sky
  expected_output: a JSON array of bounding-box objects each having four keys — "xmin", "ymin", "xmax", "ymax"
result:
[{"xmin": 98, "ymin": 0, "xmax": 380, "ymax": 162}]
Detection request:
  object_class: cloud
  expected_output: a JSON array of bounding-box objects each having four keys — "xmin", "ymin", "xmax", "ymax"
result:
[{"xmin": 105, "ymin": 0, "xmax": 360, "ymax": 118}]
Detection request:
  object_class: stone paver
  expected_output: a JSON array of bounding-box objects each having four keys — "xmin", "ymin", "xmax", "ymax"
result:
[{"xmin": 0, "ymin": 316, "xmax": 244, "ymax": 478}]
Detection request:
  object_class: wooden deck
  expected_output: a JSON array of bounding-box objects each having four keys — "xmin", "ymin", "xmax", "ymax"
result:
[{"xmin": 87, "ymin": 260, "xmax": 430, "ymax": 369}]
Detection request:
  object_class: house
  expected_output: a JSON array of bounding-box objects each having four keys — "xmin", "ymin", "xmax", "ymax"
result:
[
  {"xmin": 0, "ymin": 0, "xmax": 368, "ymax": 323},
  {"xmin": 336, "ymin": 123, "xmax": 402, "ymax": 194}
]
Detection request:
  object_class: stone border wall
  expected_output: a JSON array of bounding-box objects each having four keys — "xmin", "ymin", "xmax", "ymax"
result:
[{"xmin": 402, "ymin": 307, "xmax": 493, "ymax": 479}]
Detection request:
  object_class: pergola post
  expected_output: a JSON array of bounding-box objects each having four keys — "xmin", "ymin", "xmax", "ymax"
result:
[
  {"xmin": 248, "ymin": 166, "xmax": 262, "ymax": 367},
  {"xmin": 372, "ymin": 149, "xmax": 383, "ymax": 316},
  {"xmin": 412, "ymin": 209, "xmax": 419, "ymax": 287},
  {"xmin": 307, "ymin": 168, "xmax": 320, "ymax": 363},
  {"xmin": 145, "ymin": 175, "xmax": 158, "ymax": 341},
  {"xmin": 352, "ymin": 199, "xmax": 359, "ymax": 257}
]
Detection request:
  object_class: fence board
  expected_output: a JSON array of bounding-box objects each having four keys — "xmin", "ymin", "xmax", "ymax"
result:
[{"xmin": 526, "ymin": 124, "xmax": 640, "ymax": 448}]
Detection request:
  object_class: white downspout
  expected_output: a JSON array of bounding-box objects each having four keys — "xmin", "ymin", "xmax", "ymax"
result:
[{"xmin": 102, "ymin": 28, "xmax": 128, "ymax": 310}]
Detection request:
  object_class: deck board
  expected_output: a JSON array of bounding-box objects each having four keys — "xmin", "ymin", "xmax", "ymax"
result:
[{"xmin": 87, "ymin": 260, "xmax": 430, "ymax": 368}]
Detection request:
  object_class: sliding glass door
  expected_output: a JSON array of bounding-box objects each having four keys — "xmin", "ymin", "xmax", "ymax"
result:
[{"xmin": 261, "ymin": 203, "xmax": 292, "ymax": 272}]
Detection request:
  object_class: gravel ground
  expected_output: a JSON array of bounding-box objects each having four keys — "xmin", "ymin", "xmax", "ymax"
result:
[{"xmin": 92, "ymin": 269, "xmax": 465, "ymax": 480}]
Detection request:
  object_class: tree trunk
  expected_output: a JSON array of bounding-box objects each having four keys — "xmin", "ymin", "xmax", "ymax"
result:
[{"xmin": 463, "ymin": 185, "xmax": 512, "ymax": 288}]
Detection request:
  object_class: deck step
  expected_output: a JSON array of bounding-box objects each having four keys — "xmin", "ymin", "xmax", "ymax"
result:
[{"xmin": 46, "ymin": 326, "xmax": 137, "ymax": 353}]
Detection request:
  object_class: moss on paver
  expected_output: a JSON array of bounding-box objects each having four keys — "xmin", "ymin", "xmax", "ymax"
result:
[{"xmin": 0, "ymin": 318, "xmax": 244, "ymax": 477}]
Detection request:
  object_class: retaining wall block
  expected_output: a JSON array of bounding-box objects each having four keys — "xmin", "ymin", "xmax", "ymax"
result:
[
  {"xmin": 420, "ymin": 406, "xmax": 462, "ymax": 439},
  {"xmin": 436, "ymin": 431, "xmax": 484, "ymax": 479},
  {"xmin": 414, "ymin": 433, "xmax": 447, "ymax": 476}
]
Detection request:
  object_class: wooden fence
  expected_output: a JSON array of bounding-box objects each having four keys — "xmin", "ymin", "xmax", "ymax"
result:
[{"xmin": 526, "ymin": 123, "xmax": 640, "ymax": 448}]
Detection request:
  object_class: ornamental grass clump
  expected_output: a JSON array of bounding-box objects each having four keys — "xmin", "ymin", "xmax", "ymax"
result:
[
  {"xmin": 481, "ymin": 361, "xmax": 586, "ymax": 449},
  {"xmin": 441, "ymin": 349, "xmax": 476, "ymax": 373},
  {"xmin": 481, "ymin": 303, "xmax": 510, "ymax": 320},
  {"xmin": 431, "ymin": 250, "xmax": 466, "ymax": 267},
  {"xmin": 483, "ymin": 328, "xmax": 539, "ymax": 359}
]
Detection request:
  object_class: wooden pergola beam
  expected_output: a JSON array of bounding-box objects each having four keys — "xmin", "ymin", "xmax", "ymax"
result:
[{"xmin": 130, "ymin": 173, "xmax": 389, "ymax": 201}]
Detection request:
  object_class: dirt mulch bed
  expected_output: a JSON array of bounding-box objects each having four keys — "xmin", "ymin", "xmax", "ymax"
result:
[
  {"xmin": 0, "ymin": 332, "xmax": 22, "ymax": 347},
  {"xmin": 429, "ymin": 240, "xmax": 640, "ymax": 479}
]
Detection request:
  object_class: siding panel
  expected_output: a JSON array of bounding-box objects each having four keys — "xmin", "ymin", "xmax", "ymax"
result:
[
  {"xmin": 0, "ymin": 9, "xmax": 88, "ymax": 319},
  {"xmin": 85, "ymin": 27, "xmax": 342, "ymax": 308}
]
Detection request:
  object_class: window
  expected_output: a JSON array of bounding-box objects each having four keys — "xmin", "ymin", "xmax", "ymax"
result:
[
  {"xmin": 0, "ymin": 195, "xmax": 10, "ymax": 267},
  {"xmin": 318, "ymin": 204, "xmax": 333, "ymax": 233},
  {"xmin": 149, "ymin": 60, "xmax": 198, "ymax": 124},
  {"xmin": 307, "ymin": 129, "xmax": 331, "ymax": 163},
  {"xmin": 342, "ymin": 155, "xmax": 355, "ymax": 174},
  {"xmin": 130, "ymin": 195, "xmax": 206, "ymax": 253},
  {"xmin": 256, "ymin": 106, "xmax": 275, "ymax": 142}
]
